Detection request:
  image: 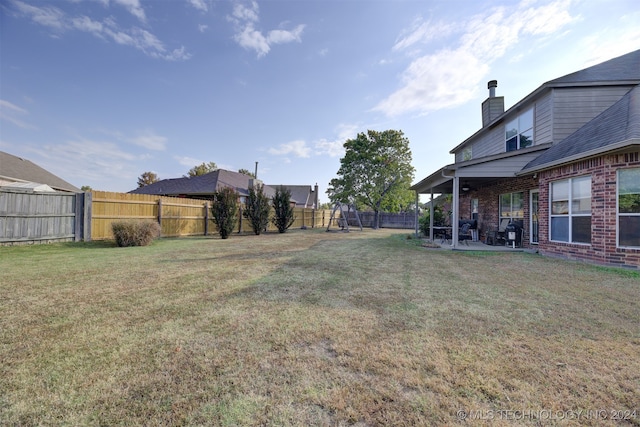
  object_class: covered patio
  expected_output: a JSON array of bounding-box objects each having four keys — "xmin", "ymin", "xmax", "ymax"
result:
[{"xmin": 411, "ymin": 146, "xmax": 548, "ymax": 249}]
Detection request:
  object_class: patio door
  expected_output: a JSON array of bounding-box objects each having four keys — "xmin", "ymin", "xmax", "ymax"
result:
[{"xmin": 530, "ymin": 190, "xmax": 539, "ymax": 244}]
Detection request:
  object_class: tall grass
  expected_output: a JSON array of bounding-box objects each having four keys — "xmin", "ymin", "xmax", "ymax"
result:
[{"xmin": 1, "ymin": 230, "xmax": 638, "ymax": 426}]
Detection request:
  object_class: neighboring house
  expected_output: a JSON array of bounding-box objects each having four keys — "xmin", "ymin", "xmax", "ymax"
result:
[
  {"xmin": 0, "ymin": 151, "xmax": 80, "ymax": 192},
  {"xmin": 130, "ymin": 169, "xmax": 295, "ymax": 205},
  {"xmin": 268, "ymin": 184, "xmax": 319, "ymax": 209},
  {"xmin": 411, "ymin": 49, "xmax": 640, "ymax": 269}
]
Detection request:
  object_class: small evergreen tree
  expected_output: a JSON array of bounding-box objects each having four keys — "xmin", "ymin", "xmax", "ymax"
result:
[
  {"xmin": 271, "ymin": 186, "xmax": 295, "ymax": 233},
  {"xmin": 243, "ymin": 184, "xmax": 270, "ymax": 235},
  {"xmin": 211, "ymin": 187, "xmax": 238, "ymax": 239}
]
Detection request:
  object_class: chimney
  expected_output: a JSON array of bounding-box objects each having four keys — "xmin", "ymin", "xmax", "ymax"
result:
[
  {"xmin": 488, "ymin": 80, "xmax": 497, "ymax": 97},
  {"xmin": 482, "ymin": 80, "xmax": 504, "ymax": 127}
]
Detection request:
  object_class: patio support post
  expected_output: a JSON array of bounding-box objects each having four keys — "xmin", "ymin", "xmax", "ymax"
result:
[
  {"xmin": 429, "ymin": 188, "xmax": 434, "ymax": 242},
  {"xmin": 452, "ymin": 176, "xmax": 459, "ymax": 248},
  {"xmin": 414, "ymin": 191, "xmax": 419, "ymax": 238}
]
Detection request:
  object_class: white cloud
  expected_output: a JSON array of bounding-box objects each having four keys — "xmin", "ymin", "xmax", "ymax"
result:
[
  {"xmin": 198, "ymin": 24, "xmax": 209, "ymax": 33},
  {"xmin": 268, "ymin": 140, "xmax": 311, "ymax": 158},
  {"xmin": 112, "ymin": 0, "xmax": 146, "ymax": 23},
  {"xmin": 375, "ymin": 0, "xmax": 579, "ymax": 117},
  {"xmin": 314, "ymin": 123, "xmax": 359, "ymax": 157},
  {"xmin": 12, "ymin": 1, "xmax": 66, "ymax": 30},
  {"xmin": 228, "ymin": 1, "xmax": 305, "ymax": 58},
  {"xmin": 187, "ymin": 0, "xmax": 208, "ymax": 13},
  {"xmin": 128, "ymin": 130, "xmax": 167, "ymax": 151},
  {"xmin": 0, "ymin": 99, "xmax": 34, "ymax": 129},
  {"xmin": 175, "ymin": 156, "xmax": 205, "ymax": 167},
  {"xmin": 13, "ymin": 0, "xmax": 190, "ymax": 61}
]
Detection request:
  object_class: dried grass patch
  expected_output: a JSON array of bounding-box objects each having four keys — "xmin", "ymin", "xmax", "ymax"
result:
[{"xmin": 1, "ymin": 229, "xmax": 639, "ymax": 425}]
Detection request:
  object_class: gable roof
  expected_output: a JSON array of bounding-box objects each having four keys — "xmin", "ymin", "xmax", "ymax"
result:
[
  {"xmin": 547, "ymin": 49, "xmax": 640, "ymax": 86},
  {"xmin": 449, "ymin": 49, "xmax": 640, "ymax": 155},
  {"xmin": 268, "ymin": 184, "xmax": 317, "ymax": 208},
  {"xmin": 0, "ymin": 151, "xmax": 80, "ymax": 192},
  {"xmin": 522, "ymin": 84, "xmax": 640, "ymax": 173},
  {"xmin": 129, "ymin": 169, "xmax": 278, "ymax": 199}
]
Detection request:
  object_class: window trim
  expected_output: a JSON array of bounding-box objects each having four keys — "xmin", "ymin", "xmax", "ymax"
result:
[
  {"xmin": 617, "ymin": 167, "xmax": 640, "ymax": 249},
  {"xmin": 505, "ymin": 107, "xmax": 534, "ymax": 152},
  {"xmin": 549, "ymin": 175, "xmax": 592, "ymax": 245}
]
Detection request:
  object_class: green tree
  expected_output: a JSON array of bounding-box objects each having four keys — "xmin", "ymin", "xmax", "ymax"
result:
[
  {"xmin": 327, "ymin": 129, "xmax": 415, "ymax": 229},
  {"xmin": 81, "ymin": 185, "xmax": 92, "ymax": 192},
  {"xmin": 185, "ymin": 162, "xmax": 217, "ymax": 177},
  {"xmin": 271, "ymin": 186, "xmax": 295, "ymax": 233},
  {"xmin": 137, "ymin": 171, "xmax": 159, "ymax": 188},
  {"xmin": 211, "ymin": 187, "xmax": 238, "ymax": 239},
  {"xmin": 238, "ymin": 168, "xmax": 256, "ymax": 178},
  {"xmin": 243, "ymin": 184, "xmax": 270, "ymax": 235}
]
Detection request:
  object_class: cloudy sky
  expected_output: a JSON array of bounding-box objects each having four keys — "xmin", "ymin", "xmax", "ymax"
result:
[{"xmin": 1, "ymin": 0, "xmax": 639, "ymax": 202}]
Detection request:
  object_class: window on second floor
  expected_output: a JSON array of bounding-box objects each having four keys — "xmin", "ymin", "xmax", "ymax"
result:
[{"xmin": 505, "ymin": 108, "xmax": 533, "ymax": 152}]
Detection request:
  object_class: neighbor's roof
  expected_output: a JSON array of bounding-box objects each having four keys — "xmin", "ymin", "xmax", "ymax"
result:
[
  {"xmin": 0, "ymin": 151, "xmax": 80, "ymax": 192},
  {"xmin": 130, "ymin": 169, "xmax": 278, "ymax": 198},
  {"xmin": 268, "ymin": 184, "xmax": 317, "ymax": 207},
  {"xmin": 522, "ymin": 84, "xmax": 640, "ymax": 173}
]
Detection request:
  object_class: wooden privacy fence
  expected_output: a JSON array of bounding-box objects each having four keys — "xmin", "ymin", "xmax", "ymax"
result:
[
  {"xmin": 91, "ymin": 191, "xmax": 334, "ymax": 240},
  {"xmin": 0, "ymin": 189, "xmax": 91, "ymax": 244}
]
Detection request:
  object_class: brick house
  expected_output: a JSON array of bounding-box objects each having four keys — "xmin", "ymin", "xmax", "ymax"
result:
[{"xmin": 411, "ymin": 49, "xmax": 640, "ymax": 269}]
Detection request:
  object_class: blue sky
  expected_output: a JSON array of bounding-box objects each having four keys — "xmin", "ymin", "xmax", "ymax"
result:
[{"xmin": 1, "ymin": 0, "xmax": 639, "ymax": 203}]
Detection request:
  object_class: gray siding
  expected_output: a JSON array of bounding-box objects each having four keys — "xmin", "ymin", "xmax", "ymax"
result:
[
  {"xmin": 551, "ymin": 86, "xmax": 633, "ymax": 143},
  {"xmin": 534, "ymin": 92, "xmax": 553, "ymax": 145}
]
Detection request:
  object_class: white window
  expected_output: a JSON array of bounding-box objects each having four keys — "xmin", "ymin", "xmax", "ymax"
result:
[
  {"xmin": 500, "ymin": 192, "xmax": 524, "ymax": 222},
  {"xmin": 505, "ymin": 108, "xmax": 533, "ymax": 152},
  {"xmin": 462, "ymin": 147, "xmax": 472, "ymax": 161},
  {"xmin": 550, "ymin": 176, "xmax": 591, "ymax": 243},
  {"xmin": 618, "ymin": 168, "xmax": 640, "ymax": 248}
]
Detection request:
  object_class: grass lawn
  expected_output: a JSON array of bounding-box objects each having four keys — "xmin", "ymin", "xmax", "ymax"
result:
[{"xmin": 1, "ymin": 229, "xmax": 639, "ymax": 426}]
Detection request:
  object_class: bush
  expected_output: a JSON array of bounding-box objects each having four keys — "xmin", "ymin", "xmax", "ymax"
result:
[
  {"xmin": 419, "ymin": 205, "xmax": 446, "ymax": 236},
  {"xmin": 271, "ymin": 186, "xmax": 295, "ymax": 233},
  {"xmin": 111, "ymin": 220, "xmax": 161, "ymax": 247},
  {"xmin": 211, "ymin": 187, "xmax": 239, "ymax": 239},
  {"xmin": 243, "ymin": 185, "xmax": 270, "ymax": 235}
]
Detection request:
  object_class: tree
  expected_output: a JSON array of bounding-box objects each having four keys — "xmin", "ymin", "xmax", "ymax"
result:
[
  {"xmin": 211, "ymin": 187, "xmax": 238, "ymax": 239},
  {"xmin": 137, "ymin": 171, "xmax": 159, "ymax": 188},
  {"xmin": 243, "ymin": 184, "xmax": 270, "ymax": 235},
  {"xmin": 327, "ymin": 129, "xmax": 415, "ymax": 229},
  {"xmin": 238, "ymin": 168, "xmax": 256, "ymax": 178},
  {"xmin": 185, "ymin": 161, "xmax": 217, "ymax": 177},
  {"xmin": 81, "ymin": 185, "xmax": 92, "ymax": 192},
  {"xmin": 271, "ymin": 186, "xmax": 295, "ymax": 233}
]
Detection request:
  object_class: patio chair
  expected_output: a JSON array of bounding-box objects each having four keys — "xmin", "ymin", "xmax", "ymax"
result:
[{"xmin": 459, "ymin": 222, "xmax": 472, "ymax": 245}]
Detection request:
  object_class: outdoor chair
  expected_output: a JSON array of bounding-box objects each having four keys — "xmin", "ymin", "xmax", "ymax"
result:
[{"xmin": 458, "ymin": 222, "xmax": 472, "ymax": 245}]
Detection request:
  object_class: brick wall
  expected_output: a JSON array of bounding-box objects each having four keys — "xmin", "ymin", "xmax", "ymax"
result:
[
  {"xmin": 537, "ymin": 152, "xmax": 640, "ymax": 269},
  {"xmin": 462, "ymin": 176, "xmax": 537, "ymax": 247}
]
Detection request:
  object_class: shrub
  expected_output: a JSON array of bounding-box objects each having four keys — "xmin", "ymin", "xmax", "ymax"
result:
[
  {"xmin": 211, "ymin": 187, "xmax": 239, "ymax": 239},
  {"xmin": 111, "ymin": 220, "xmax": 161, "ymax": 247},
  {"xmin": 271, "ymin": 186, "xmax": 295, "ymax": 233},
  {"xmin": 419, "ymin": 205, "xmax": 446, "ymax": 236},
  {"xmin": 243, "ymin": 184, "xmax": 271, "ymax": 235}
]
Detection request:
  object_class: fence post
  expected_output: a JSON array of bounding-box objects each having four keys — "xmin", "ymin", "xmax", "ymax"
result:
[
  {"xmin": 74, "ymin": 193, "xmax": 84, "ymax": 242},
  {"xmin": 84, "ymin": 192, "xmax": 92, "ymax": 241},
  {"xmin": 157, "ymin": 199, "xmax": 163, "ymax": 236},
  {"xmin": 204, "ymin": 201, "xmax": 209, "ymax": 236}
]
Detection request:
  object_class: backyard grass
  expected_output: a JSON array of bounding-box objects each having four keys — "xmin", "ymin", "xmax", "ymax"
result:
[{"xmin": 1, "ymin": 229, "xmax": 639, "ymax": 426}]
